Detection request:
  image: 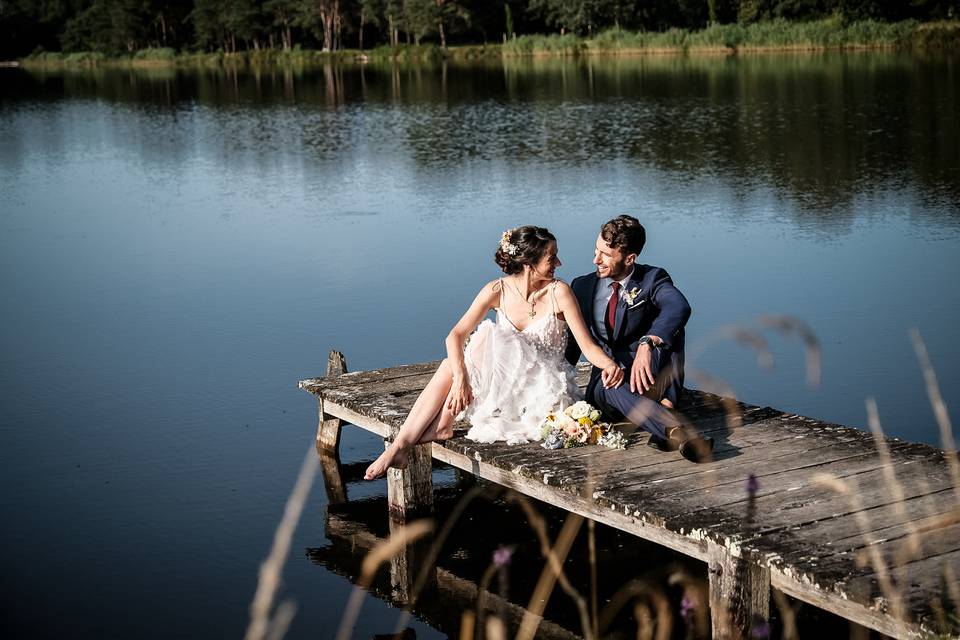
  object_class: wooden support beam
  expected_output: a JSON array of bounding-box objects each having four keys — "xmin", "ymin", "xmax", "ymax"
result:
[
  {"xmin": 317, "ymin": 350, "xmax": 348, "ymax": 455},
  {"xmin": 387, "ymin": 442, "xmax": 434, "ymax": 521},
  {"xmin": 708, "ymin": 541, "xmax": 770, "ymax": 640}
]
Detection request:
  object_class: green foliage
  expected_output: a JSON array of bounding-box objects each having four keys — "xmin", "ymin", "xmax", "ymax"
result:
[
  {"xmin": 61, "ymin": 0, "xmax": 148, "ymax": 53},
  {"xmin": 529, "ymin": 0, "xmax": 606, "ymax": 35}
]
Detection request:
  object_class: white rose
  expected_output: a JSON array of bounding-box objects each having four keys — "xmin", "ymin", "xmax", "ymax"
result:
[{"xmin": 568, "ymin": 401, "xmax": 591, "ymax": 419}]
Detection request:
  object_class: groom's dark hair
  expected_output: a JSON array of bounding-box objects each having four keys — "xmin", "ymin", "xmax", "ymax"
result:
[{"xmin": 601, "ymin": 215, "xmax": 645, "ymax": 256}]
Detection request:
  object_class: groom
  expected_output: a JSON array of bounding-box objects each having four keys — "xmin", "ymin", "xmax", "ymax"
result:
[{"xmin": 565, "ymin": 215, "xmax": 712, "ymax": 462}]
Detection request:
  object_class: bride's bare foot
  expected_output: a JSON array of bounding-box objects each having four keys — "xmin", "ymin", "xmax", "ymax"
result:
[{"xmin": 364, "ymin": 444, "xmax": 410, "ymax": 480}]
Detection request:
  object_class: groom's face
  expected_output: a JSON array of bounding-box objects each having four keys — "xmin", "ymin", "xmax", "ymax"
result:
[{"xmin": 593, "ymin": 234, "xmax": 635, "ymax": 281}]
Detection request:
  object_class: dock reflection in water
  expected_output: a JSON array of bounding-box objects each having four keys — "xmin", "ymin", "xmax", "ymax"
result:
[{"xmin": 309, "ymin": 458, "xmax": 711, "ymax": 639}]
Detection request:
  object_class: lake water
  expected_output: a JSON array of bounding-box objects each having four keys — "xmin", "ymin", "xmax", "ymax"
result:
[{"xmin": 1, "ymin": 53, "xmax": 958, "ymax": 638}]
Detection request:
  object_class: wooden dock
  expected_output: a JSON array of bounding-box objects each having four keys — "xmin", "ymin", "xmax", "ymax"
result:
[{"xmin": 300, "ymin": 351, "xmax": 960, "ymax": 639}]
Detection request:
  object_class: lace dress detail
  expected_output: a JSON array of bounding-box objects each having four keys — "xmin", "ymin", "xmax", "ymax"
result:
[{"xmin": 460, "ymin": 281, "xmax": 583, "ymax": 445}]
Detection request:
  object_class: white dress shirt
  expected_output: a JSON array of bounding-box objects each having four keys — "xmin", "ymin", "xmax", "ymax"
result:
[{"xmin": 592, "ymin": 267, "xmax": 635, "ymax": 337}]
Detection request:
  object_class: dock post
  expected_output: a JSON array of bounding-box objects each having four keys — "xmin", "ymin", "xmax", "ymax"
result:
[
  {"xmin": 317, "ymin": 350, "xmax": 347, "ymax": 455},
  {"xmin": 707, "ymin": 541, "xmax": 770, "ymax": 639},
  {"xmin": 386, "ymin": 442, "xmax": 434, "ymax": 521}
]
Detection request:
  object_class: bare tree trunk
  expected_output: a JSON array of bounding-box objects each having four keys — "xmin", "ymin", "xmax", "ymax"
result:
[
  {"xmin": 359, "ymin": 11, "xmax": 365, "ymax": 50},
  {"xmin": 159, "ymin": 12, "xmax": 167, "ymax": 45},
  {"xmin": 436, "ymin": 0, "xmax": 446, "ymax": 49}
]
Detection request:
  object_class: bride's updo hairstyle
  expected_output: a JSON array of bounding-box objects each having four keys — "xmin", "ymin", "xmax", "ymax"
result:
[{"xmin": 495, "ymin": 226, "xmax": 557, "ymax": 275}]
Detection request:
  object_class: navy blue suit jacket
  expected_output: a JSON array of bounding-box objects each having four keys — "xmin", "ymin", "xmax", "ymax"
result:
[{"xmin": 564, "ymin": 265, "xmax": 691, "ymax": 389}]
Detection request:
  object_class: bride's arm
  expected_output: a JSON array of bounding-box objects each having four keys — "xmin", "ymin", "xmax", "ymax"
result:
[
  {"xmin": 554, "ymin": 282, "xmax": 624, "ymax": 389},
  {"xmin": 444, "ymin": 280, "xmax": 500, "ymax": 414}
]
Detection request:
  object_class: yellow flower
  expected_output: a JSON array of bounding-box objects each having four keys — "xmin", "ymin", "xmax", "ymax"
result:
[{"xmin": 578, "ymin": 417, "xmax": 593, "ymax": 427}]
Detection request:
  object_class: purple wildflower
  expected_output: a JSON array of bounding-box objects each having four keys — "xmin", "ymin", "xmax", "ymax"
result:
[
  {"xmin": 680, "ymin": 594, "xmax": 695, "ymax": 622},
  {"xmin": 746, "ymin": 474, "xmax": 759, "ymax": 495},
  {"xmin": 750, "ymin": 617, "xmax": 770, "ymax": 639},
  {"xmin": 493, "ymin": 545, "xmax": 513, "ymax": 568}
]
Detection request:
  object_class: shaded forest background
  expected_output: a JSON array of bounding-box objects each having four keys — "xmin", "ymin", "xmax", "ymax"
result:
[{"xmin": 1, "ymin": 0, "xmax": 958, "ymax": 59}]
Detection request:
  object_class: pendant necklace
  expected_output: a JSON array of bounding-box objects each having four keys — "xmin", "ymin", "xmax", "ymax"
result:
[{"xmin": 511, "ymin": 279, "xmax": 544, "ymax": 318}]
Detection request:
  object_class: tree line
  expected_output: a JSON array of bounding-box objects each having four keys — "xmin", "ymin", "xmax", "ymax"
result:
[{"xmin": 1, "ymin": 0, "xmax": 956, "ymax": 58}]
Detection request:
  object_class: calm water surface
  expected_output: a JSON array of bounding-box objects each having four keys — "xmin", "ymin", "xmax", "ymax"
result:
[{"xmin": 1, "ymin": 53, "xmax": 958, "ymax": 638}]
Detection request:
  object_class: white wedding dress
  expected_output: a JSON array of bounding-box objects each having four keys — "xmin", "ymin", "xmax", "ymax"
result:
[{"xmin": 460, "ymin": 281, "xmax": 583, "ymax": 444}]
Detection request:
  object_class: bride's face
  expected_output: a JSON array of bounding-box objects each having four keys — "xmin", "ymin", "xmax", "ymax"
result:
[{"xmin": 527, "ymin": 241, "xmax": 561, "ymax": 281}]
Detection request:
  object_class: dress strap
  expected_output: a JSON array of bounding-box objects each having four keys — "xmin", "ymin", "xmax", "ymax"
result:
[
  {"xmin": 497, "ymin": 278, "xmax": 512, "ymax": 326},
  {"xmin": 549, "ymin": 280, "xmax": 559, "ymax": 315}
]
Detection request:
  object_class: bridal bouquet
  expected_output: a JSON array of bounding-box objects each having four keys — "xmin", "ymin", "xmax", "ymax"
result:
[{"xmin": 541, "ymin": 401, "xmax": 626, "ymax": 450}]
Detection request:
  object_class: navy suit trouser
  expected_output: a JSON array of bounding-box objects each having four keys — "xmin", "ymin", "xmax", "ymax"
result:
[{"xmin": 587, "ymin": 347, "xmax": 684, "ymax": 439}]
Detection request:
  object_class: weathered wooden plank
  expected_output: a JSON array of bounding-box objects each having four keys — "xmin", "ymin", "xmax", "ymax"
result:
[
  {"xmin": 300, "ymin": 359, "xmax": 440, "ymax": 394},
  {"xmin": 434, "ymin": 408, "xmax": 791, "ymax": 494},
  {"xmin": 752, "ymin": 486, "xmax": 958, "ymax": 564},
  {"xmin": 429, "ymin": 442, "xmax": 710, "ymax": 561},
  {"xmin": 662, "ymin": 455, "xmax": 945, "ymax": 542}
]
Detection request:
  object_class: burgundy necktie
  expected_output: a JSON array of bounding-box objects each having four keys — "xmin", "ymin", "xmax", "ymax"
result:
[{"xmin": 605, "ymin": 282, "xmax": 620, "ymax": 337}]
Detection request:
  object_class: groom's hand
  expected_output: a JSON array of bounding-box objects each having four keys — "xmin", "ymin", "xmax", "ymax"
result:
[{"xmin": 631, "ymin": 343, "xmax": 656, "ymax": 394}]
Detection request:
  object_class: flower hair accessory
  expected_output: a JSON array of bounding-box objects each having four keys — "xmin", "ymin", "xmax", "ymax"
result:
[{"xmin": 500, "ymin": 229, "xmax": 519, "ymax": 256}]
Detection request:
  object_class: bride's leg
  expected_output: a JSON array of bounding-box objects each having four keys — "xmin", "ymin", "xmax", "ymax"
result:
[
  {"xmin": 364, "ymin": 359, "xmax": 455, "ymax": 480},
  {"xmin": 417, "ymin": 396, "xmax": 457, "ymax": 443}
]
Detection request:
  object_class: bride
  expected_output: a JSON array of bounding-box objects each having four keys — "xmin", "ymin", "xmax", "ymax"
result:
[{"xmin": 364, "ymin": 226, "xmax": 624, "ymax": 480}]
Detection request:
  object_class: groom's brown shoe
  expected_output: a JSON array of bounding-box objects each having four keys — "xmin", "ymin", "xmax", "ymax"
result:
[
  {"xmin": 649, "ymin": 426, "xmax": 714, "ymax": 462},
  {"xmin": 678, "ymin": 433, "xmax": 714, "ymax": 463}
]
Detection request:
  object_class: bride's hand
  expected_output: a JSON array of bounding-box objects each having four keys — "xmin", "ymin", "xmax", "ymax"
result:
[
  {"xmin": 601, "ymin": 363, "xmax": 624, "ymax": 389},
  {"xmin": 446, "ymin": 376, "xmax": 474, "ymax": 415}
]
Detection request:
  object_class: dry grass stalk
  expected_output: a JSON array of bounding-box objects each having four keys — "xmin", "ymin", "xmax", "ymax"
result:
[
  {"xmin": 335, "ymin": 519, "xmax": 436, "ymax": 640},
  {"xmin": 812, "ymin": 473, "xmax": 905, "ymax": 621},
  {"xmin": 485, "ymin": 615, "xmax": 507, "ymax": 640},
  {"xmin": 244, "ymin": 448, "xmax": 318, "ymax": 640},
  {"xmin": 686, "ymin": 367, "xmax": 742, "ymax": 433},
  {"xmin": 771, "ymin": 589, "xmax": 799, "ymax": 640},
  {"xmin": 756, "ymin": 315, "xmax": 821, "ymax": 388},
  {"xmin": 391, "ymin": 484, "xmax": 494, "ymax": 635},
  {"xmin": 633, "ymin": 601, "xmax": 654, "ymax": 640},
  {"xmin": 865, "ymin": 398, "xmax": 922, "ymax": 562},
  {"xmin": 459, "ymin": 611, "xmax": 476, "ymax": 640},
  {"xmin": 667, "ymin": 570, "xmax": 709, "ymax": 638},
  {"xmin": 910, "ymin": 329, "xmax": 960, "ymax": 505},
  {"xmin": 588, "ymin": 517, "xmax": 599, "ymax": 640},
  {"xmin": 599, "ymin": 579, "xmax": 673, "ymax": 640},
  {"xmin": 515, "ymin": 509, "xmax": 592, "ymax": 640}
]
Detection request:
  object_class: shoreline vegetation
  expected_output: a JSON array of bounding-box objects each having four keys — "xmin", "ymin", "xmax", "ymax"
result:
[{"xmin": 18, "ymin": 19, "xmax": 960, "ymax": 68}]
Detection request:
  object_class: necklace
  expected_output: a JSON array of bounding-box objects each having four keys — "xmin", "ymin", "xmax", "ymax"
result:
[{"xmin": 510, "ymin": 279, "xmax": 546, "ymax": 318}]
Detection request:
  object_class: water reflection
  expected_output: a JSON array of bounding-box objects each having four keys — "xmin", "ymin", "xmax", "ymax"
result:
[
  {"xmin": 5, "ymin": 53, "xmax": 957, "ymax": 233},
  {"xmin": 308, "ymin": 464, "xmax": 864, "ymax": 638}
]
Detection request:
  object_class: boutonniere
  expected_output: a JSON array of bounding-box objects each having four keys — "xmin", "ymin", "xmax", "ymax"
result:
[{"xmin": 624, "ymin": 287, "xmax": 642, "ymax": 305}]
